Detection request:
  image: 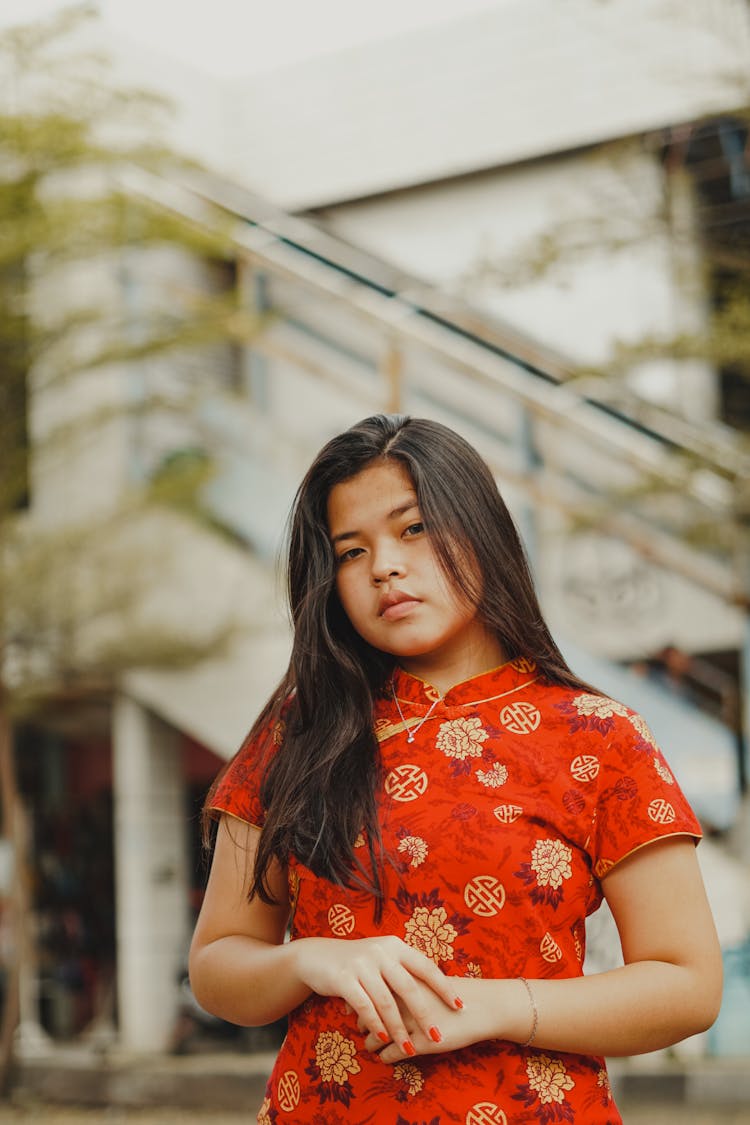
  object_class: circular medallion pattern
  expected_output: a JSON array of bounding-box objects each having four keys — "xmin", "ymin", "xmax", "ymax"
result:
[
  {"xmin": 500, "ymin": 701, "xmax": 541, "ymax": 734},
  {"xmin": 277, "ymin": 1070, "xmax": 301, "ymax": 1112},
  {"xmin": 385, "ymin": 765, "xmax": 429, "ymax": 802},
  {"xmin": 464, "ymin": 875, "xmax": 506, "ymax": 917},
  {"xmin": 327, "ymin": 904, "xmax": 355, "ymax": 936}
]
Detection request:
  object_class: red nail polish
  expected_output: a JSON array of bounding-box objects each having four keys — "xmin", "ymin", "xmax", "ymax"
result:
[
  {"xmin": 428, "ymin": 1026, "xmax": 442, "ymax": 1043},
  {"xmin": 402, "ymin": 1040, "xmax": 417, "ymax": 1057},
  {"xmin": 377, "ymin": 1031, "xmax": 389, "ymax": 1044},
  {"xmin": 454, "ymin": 997, "xmax": 464, "ymax": 1010}
]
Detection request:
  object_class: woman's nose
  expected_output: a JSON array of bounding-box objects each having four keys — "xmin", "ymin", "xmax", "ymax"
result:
[{"xmin": 371, "ymin": 545, "xmax": 405, "ymax": 583}]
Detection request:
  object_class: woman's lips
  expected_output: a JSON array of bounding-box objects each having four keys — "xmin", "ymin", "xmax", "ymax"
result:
[{"xmin": 381, "ymin": 599, "xmax": 421, "ymax": 621}]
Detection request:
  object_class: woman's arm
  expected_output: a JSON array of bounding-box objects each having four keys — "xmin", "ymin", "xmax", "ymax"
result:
[
  {"xmin": 189, "ymin": 815, "xmax": 299, "ymax": 1025},
  {"xmin": 189, "ymin": 815, "xmax": 463, "ymax": 1043},
  {"xmin": 364, "ymin": 836, "xmax": 723, "ymax": 1061}
]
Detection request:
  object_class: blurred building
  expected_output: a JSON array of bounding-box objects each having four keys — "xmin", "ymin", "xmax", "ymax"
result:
[{"xmin": 9, "ymin": 0, "xmax": 750, "ymax": 1059}]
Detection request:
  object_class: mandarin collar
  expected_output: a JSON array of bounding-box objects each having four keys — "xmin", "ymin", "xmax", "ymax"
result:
[{"xmin": 390, "ymin": 657, "xmax": 540, "ymax": 710}]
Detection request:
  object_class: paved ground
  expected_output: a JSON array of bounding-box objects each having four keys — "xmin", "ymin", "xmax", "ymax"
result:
[{"xmin": 1, "ymin": 1105, "xmax": 750, "ymax": 1123}]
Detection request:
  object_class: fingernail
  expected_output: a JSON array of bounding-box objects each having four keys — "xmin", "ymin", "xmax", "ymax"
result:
[
  {"xmin": 402, "ymin": 1039, "xmax": 417, "ymax": 1057},
  {"xmin": 454, "ymin": 997, "xmax": 464, "ymax": 1010},
  {"xmin": 377, "ymin": 1031, "xmax": 389, "ymax": 1044},
  {"xmin": 428, "ymin": 1026, "xmax": 442, "ymax": 1043}
]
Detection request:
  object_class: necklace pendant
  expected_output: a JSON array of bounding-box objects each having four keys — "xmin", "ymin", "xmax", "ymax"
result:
[{"xmin": 406, "ymin": 733, "xmax": 415, "ymax": 743}]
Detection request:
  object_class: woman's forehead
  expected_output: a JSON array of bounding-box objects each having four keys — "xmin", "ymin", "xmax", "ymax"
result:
[{"xmin": 327, "ymin": 461, "xmax": 417, "ymax": 536}]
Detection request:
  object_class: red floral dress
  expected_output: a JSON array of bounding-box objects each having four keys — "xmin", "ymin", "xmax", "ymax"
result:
[{"xmin": 210, "ymin": 659, "xmax": 701, "ymax": 1125}]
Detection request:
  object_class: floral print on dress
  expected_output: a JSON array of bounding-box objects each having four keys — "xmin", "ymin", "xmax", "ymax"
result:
[
  {"xmin": 398, "ymin": 834, "xmax": 428, "ymax": 867},
  {"xmin": 436, "ymin": 716, "xmax": 488, "ymax": 760},
  {"xmin": 395, "ymin": 1116, "xmax": 440, "ymax": 1125},
  {"xmin": 393, "ymin": 1062, "xmax": 424, "ymax": 1097},
  {"xmin": 476, "ymin": 762, "xmax": 509, "ymax": 788},
  {"xmin": 556, "ymin": 693, "xmax": 629, "ymax": 736},
  {"xmin": 515, "ymin": 839, "xmax": 572, "ymax": 909},
  {"xmin": 627, "ymin": 711, "xmax": 658, "ymax": 748},
  {"xmin": 307, "ymin": 1030, "xmax": 361, "ymax": 1107},
  {"xmin": 653, "ymin": 757, "xmax": 674, "ymax": 785},
  {"xmin": 404, "ymin": 905, "xmax": 458, "ymax": 962},
  {"xmin": 436, "ymin": 715, "xmax": 490, "ymax": 778},
  {"xmin": 209, "ymin": 658, "xmax": 701, "ymax": 1125},
  {"xmin": 514, "ymin": 1054, "xmax": 576, "ymax": 1123},
  {"xmin": 396, "ymin": 887, "xmax": 470, "ymax": 966}
]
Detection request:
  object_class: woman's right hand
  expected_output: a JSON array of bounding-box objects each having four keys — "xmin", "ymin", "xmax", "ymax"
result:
[{"xmin": 291, "ymin": 935, "xmax": 463, "ymax": 1054}]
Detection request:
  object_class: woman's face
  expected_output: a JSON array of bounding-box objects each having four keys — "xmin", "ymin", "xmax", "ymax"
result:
[{"xmin": 327, "ymin": 460, "xmax": 504, "ymax": 691}]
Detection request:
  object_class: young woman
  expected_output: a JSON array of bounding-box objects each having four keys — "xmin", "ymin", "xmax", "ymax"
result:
[{"xmin": 189, "ymin": 414, "xmax": 722, "ymax": 1125}]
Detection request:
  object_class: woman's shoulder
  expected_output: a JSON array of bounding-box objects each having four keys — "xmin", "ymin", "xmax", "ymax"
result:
[{"xmin": 207, "ymin": 696, "xmax": 294, "ymax": 824}]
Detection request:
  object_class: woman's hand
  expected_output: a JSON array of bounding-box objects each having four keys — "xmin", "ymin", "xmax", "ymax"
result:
[
  {"xmin": 360, "ymin": 975, "xmax": 503, "ymax": 1062},
  {"xmin": 291, "ymin": 935, "xmax": 464, "ymax": 1054}
]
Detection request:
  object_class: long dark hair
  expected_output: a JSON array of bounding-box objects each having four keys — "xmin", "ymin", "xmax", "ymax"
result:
[{"xmin": 206, "ymin": 414, "xmax": 596, "ymax": 907}]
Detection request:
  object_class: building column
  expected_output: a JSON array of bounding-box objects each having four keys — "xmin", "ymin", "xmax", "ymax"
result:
[{"xmin": 112, "ymin": 695, "xmax": 190, "ymax": 1052}]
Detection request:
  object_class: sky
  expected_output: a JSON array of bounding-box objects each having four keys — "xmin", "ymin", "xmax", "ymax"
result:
[{"xmin": 1, "ymin": 0, "xmax": 507, "ymax": 77}]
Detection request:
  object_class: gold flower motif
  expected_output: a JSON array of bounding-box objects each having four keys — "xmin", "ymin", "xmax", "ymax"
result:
[
  {"xmin": 404, "ymin": 905, "xmax": 457, "ymax": 962},
  {"xmin": 315, "ymin": 1030, "xmax": 361, "ymax": 1085},
  {"xmin": 464, "ymin": 961, "xmax": 482, "ymax": 977},
  {"xmin": 628, "ymin": 712, "xmax": 658, "ymax": 747},
  {"xmin": 597, "ymin": 1068, "xmax": 611, "ymax": 1096},
  {"xmin": 526, "ymin": 1054, "xmax": 575, "ymax": 1105},
  {"xmin": 530, "ymin": 839, "xmax": 573, "ymax": 889},
  {"xmin": 257, "ymin": 1096, "xmax": 272, "ymax": 1124},
  {"xmin": 354, "ymin": 832, "xmax": 366, "ymax": 848},
  {"xmin": 572, "ymin": 694, "xmax": 628, "ymax": 720},
  {"xmin": 476, "ymin": 762, "xmax": 508, "ymax": 788},
  {"xmin": 393, "ymin": 1061, "xmax": 424, "ymax": 1096},
  {"xmin": 398, "ymin": 835, "xmax": 428, "ymax": 867},
  {"xmin": 653, "ymin": 757, "xmax": 674, "ymax": 785},
  {"xmin": 436, "ymin": 716, "xmax": 489, "ymax": 760}
]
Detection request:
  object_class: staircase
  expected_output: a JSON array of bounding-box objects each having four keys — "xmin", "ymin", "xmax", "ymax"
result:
[{"xmin": 120, "ymin": 167, "xmax": 747, "ymax": 831}]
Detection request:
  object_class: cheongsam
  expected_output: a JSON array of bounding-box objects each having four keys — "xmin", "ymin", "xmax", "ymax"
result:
[{"xmin": 210, "ymin": 658, "xmax": 701, "ymax": 1125}]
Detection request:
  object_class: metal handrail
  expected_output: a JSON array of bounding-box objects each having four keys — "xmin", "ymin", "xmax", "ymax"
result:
[{"xmin": 117, "ymin": 166, "xmax": 750, "ymax": 607}]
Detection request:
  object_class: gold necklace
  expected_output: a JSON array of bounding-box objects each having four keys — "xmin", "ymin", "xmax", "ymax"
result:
[{"xmin": 390, "ymin": 681, "xmax": 442, "ymax": 743}]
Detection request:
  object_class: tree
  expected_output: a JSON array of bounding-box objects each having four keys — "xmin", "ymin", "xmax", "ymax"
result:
[
  {"xmin": 462, "ymin": 121, "xmax": 750, "ymax": 430},
  {"xmin": 0, "ymin": 4, "xmax": 262, "ymax": 1085}
]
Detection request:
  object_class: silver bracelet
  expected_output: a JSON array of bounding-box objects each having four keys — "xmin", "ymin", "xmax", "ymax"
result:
[{"xmin": 518, "ymin": 976, "xmax": 538, "ymax": 1047}]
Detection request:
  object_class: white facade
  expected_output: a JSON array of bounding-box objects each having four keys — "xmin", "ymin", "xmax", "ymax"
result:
[
  {"xmin": 223, "ymin": 0, "xmax": 750, "ymax": 209},
  {"xmin": 319, "ymin": 143, "xmax": 717, "ymax": 414},
  {"xmin": 10, "ymin": 0, "xmax": 749, "ymax": 1056}
]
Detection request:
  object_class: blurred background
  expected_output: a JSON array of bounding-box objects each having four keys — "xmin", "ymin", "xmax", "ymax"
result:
[{"xmin": 1, "ymin": 0, "xmax": 749, "ymax": 1118}]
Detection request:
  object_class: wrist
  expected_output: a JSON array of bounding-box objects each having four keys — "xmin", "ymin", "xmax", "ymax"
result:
[
  {"xmin": 467, "ymin": 977, "xmax": 539, "ymax": 1044},
  {"xmin": 517, "ymin": 977, "xmax": 538, "ymax": 1046}
]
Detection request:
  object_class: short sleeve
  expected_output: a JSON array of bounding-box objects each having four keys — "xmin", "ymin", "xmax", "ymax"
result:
[
  {"xmin": 209, "ymin": 712, "xmax": 285, "ymax": 827},
  {"xmin": 590, "ymin": 706, "xmax": 702, "ymax": 879}
]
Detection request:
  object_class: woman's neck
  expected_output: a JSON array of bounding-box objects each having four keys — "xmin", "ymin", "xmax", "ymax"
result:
[{"xmin": 398, "ymin": 632, "xmax": 507, "ymax": 697}]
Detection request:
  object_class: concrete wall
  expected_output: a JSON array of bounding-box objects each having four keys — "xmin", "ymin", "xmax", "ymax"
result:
[
  {"xmin": 319, "ymin": 142, "xmax": 717, "ymax": 419},
  {"xmin": 224, "ymin": 0, "xmax": 750, "ymax": 209}
]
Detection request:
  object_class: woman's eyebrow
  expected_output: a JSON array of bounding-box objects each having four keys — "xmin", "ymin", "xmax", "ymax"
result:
[
  {"xmin": 388, "ymin": 500, "xmax": 420, "ymax": 521},
  {"xmin": 330, "ymin": 500, "xmax": 420, "ymax": 545}
]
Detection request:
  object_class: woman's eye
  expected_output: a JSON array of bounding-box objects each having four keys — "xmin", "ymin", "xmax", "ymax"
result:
[
  {"xmin": 404, "ymin": 522, "xmax": 424, "ymax": 537},
  {"xmin": 337, "ymin": 547, "xmax": 364, "ymax": 564}
]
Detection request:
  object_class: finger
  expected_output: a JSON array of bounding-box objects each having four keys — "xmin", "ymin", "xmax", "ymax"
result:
[
  {"xmin": 341, "ymin": 976, "xmax": 408, "ymax": 1052},
  {"xmin": 362, "ymin": 1029, "xmax": 389, "ymax": 1053},
  {"xmin": 378, "ymin": 1039, "xmax": 416, "ymax": 1065},
  {"xmin": 382, "ymin": 963, "xmax": 446, "ymax": 1045},
  {"xmin": 402, "ymin": 949, "xmax": 464, "ymax": 1011},
  {"xmin": 354, "ymin": 968, "xmax": 416, "ymax": 1055},
  {"xmin": 339, "ymin": 979, "xmax": 392, "ymax": 1041}
]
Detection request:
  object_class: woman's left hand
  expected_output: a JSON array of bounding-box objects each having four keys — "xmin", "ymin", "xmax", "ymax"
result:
[{"xmin": 359, "ymin": 975, "xmax": 499, "ymax": 1062}]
